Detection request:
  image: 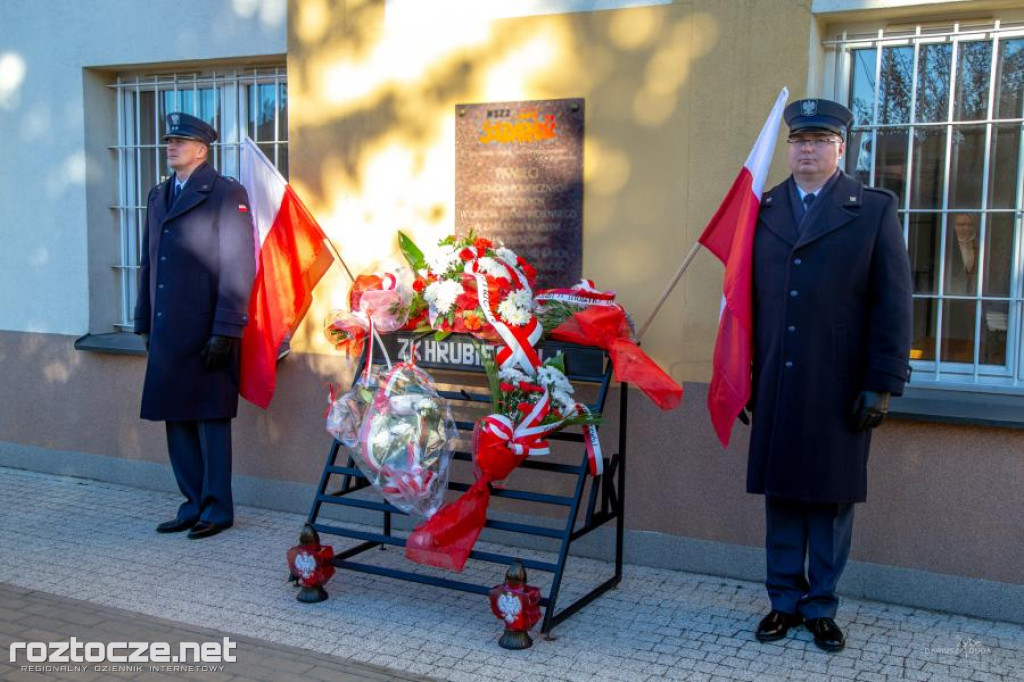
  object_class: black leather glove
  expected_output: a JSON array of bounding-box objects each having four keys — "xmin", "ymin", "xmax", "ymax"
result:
[
  {"xmin": 737, "ymin": 398, "xmax": 754, "ymax": 426},
  {"xmin": 139, "ymin": 333, "xmax": 150, "ymax": 351},
  {"xmin": 201, "ymin": 335, "xmax": 237, "ymax": 371},
  {"xmin": 851, "ymin": 390, "xmax": 890, "ymax": 431}
]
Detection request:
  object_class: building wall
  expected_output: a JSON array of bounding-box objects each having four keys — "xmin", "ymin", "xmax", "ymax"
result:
[
  {"xmin": 0, "ymin": 0, "xmax": 287, "ymax": 335},
  {"xmin": 0, "ymin": 0, "xmax": 1021, "ymax": 624}
]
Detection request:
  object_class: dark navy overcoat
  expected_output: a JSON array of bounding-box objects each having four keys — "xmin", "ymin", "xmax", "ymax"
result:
[
  {"xmin": 747, "ymin": 172, "xmax": 912, "ymax": 503},
  {"xmin": 133, "ymin": 162, "xmax": 256, "ymax": 421}
]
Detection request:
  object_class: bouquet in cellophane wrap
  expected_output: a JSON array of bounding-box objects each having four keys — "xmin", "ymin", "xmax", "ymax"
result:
[{"xmin": 326, "ymin": 360, "xmax": 457, "ymax": 518}]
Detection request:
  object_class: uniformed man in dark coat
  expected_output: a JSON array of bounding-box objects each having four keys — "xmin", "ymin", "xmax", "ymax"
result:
[
  {"xmin": 747, "ymin": 99, "xmax": 912, "ymax": 651},
  {"xmin": 134, "ymin": 113, "xmax": 256, "ymax": 540}
]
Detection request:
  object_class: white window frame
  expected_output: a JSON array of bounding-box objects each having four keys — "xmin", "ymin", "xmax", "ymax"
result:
[
  {"xmin": 108, "ymin": 66, "xmax": 287, "ymax": 331},
  {"xmin": 824, "ymin": 18, "xmax": 1024, "ymax": 394}
]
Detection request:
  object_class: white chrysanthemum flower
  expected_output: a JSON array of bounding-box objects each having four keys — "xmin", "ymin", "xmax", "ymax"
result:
[
  {"xmin": 476, "ymin": 257, "xmax": 510, "ymax": 280},
  {"xmin": 537, "ymin": 365, "xmax": 573, "ymax": 393},
  {"xmin": 391, "ymin": 421, "xmax": 413, "ymax": 435},
  {"xmin": 427, "ymin": 245, "xmax": 460, "ymax": 275},
  {"xmin": 497, "ymin": 298, "xmax": 531, "ymax": 326},
  {"xmin": 372, "ymin": 428, "xmax": 393, "ymax": 449},
  {"xmin": 496, "ymin": 247, "xmax": 519, "ymax": 267},
  {"xmin": 508, "ymin": 289, "xmax": 533, "ymax": 310},
  {"xmin": 424, "ymin": 279, "xmax": 462, "ymax": 315},
  {"xmin": 552, "ymin": 389, "xmax": 576, "ymax": 414},
  {"xmin": 499, "ymin": 367, "xmax": 530, "ymax": 383}
]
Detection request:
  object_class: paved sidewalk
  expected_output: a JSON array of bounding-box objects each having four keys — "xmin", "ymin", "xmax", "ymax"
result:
[
  {"xmin": 1, "ymin": 467, "xmax": 1022, "ymax": 682},
  {"xmin": 0, "ymin": 583, "xmax": 428, "ymax": 682}
]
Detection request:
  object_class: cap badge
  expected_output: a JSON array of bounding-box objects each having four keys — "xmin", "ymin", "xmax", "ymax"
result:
[
  {"xmin": 170, "ymin": 113, "xmax": 180, "ymax": 127},
  {"xmin": 801, "ymin": 100, "xmax": 817, "ymax": 116}
]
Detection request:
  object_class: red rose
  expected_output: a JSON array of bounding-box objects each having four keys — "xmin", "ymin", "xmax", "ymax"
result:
[
  {"xmin": 412, "ymin": 277, "xmax": 426, "ymax": 293},
  {"xmin": 459, "ymin": 247, "xmax": 475, "ymax": 261}
]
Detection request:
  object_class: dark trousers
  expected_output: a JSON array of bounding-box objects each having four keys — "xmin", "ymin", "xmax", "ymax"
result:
[
  {"xmin": 764, "ymin": 496, "xmax": 855, "ymax": 619},
  {"xmin": 165, "ymin": 419, "xmax": 234, "ymax": 526}
]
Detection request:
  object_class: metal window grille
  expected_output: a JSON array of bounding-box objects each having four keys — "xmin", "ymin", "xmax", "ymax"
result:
[
  {"xmin": 109, "ymin": 67, "xmax": 288, "ymax": 330},
  {"xmin": 825, "ymin": 20, "xmax": 1024, "ymax": 389}
]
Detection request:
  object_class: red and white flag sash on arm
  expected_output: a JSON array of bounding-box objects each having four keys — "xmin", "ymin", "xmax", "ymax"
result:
[
  {"xmin": 238, "ymin": 136, "xmax": 333, "ymax": 409},
  {"xmin": 698, "ymin": 88, "xmax": 789, "ymax": 447}
]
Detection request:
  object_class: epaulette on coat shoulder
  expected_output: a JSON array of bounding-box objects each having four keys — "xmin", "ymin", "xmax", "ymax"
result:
[{"xmin": 863, "ymin": 185, "xmax": 898, "ymax": 202}]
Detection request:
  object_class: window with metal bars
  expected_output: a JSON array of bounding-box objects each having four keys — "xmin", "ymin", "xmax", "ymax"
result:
[
  {"xmin": 825, "ymin": 20, "xmax": 1024, "ymax": 390},
  {"xmin": 109, "ymin": 67, "xmax": 287, "ymax": 331}
]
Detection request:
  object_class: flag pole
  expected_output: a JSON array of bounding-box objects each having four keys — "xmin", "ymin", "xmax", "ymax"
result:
[
  {"xmin": 320, "ymin": 236, "xmax": 393, "ymax": 367},
  {"xmin": 322, "ymin": 237, "xmax": 356, "ymax": 283},
  {"xmin": 636, "ymin": 241, "xmax": 703, "ymax": 342}
]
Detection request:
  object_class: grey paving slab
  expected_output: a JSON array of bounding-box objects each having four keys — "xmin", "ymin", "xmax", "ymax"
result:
[
  {"xmin": 0, "ymin": 584, "xmax": 427, "ymax": 681},
  {"xmin": 0, "ymin": 466, "xmax": 1022, "ymax": 682}
]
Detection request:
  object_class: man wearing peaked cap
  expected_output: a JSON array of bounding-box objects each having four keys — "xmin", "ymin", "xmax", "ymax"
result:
[
  {"xmin": 164, "ymin": 111, "xmax": 218, "ymax": 146},
  {"xmin": 742, "ymin": 98, "xmax": 912, "ymax": 652},
  {"xmin": 134, "ymin": 112, "xmax": 256, "ymax": 540}
]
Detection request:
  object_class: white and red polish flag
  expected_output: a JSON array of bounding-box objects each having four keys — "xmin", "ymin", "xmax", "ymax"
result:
[
  {"xmin": 698, "ymin": 88, "xmax": 788, "ymax": 447},
  {"xmin": 238, "ymin": 136, "xmax": 333, "ymax": 408}
]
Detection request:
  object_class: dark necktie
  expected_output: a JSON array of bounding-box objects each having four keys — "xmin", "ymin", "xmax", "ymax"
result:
[
  {"xmin": 803, "ymin": 192, "xmax": 816, "ymax": 211},
  {"xmin": 173, "ymin": 182, "xmax": 183, "ymax": 202}
]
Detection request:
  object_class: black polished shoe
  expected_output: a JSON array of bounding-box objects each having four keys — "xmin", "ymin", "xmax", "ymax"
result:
[
  {"xmin": 806, "ymin": 617, "xmax": 845, "ymax": 652},
  {"xmin": 156, "ymin": 518, "xmax": 197, "ymax": 533},
  {"xmin": 187, "ymin": 521, "xmax": 233, "ymax": 540},
  {"xmin": 755, "ymin": 610, "xmax": 803, "ymax": 642}
]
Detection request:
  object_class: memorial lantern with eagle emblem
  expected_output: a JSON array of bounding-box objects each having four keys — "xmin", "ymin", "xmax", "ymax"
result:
[
  {"xmin": 286, "ymin": 524, "xmax": 335, "ymax": 603},
  {"xmin": 489, "ymin": 560, "xmax": 542, "ymax": 649}
]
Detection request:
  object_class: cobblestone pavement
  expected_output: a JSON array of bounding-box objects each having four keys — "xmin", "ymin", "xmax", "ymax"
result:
[
  {"xmin": 0, "ymin": 583, "xmax": 429, "ymax": 682},
  {"xmin": 1, "ymin": 467, "xmax": 1021, "ymax": 682}
]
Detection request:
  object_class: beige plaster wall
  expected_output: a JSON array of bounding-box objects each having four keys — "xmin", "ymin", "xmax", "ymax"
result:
[{"xmin": 282, "ymin": 0, "xmax": 809, "ymax": 385}]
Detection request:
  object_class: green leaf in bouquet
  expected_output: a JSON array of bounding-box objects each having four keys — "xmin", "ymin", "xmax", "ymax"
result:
[
  {"xmin": 475, "ymin": 340, "xmax": 502, "ymax": 413},
  {"xmin": 358, "ymin": 387, "xmax": 374, "ymax": 403},
  {"xmin": 544, "ymin": 352, "xmax": 567, "ymax": 374},
  {"xmin": 434, "ymin": 330, "xmax": 452, "ymax": 342},
  {"xmin": 397, "ymin": 231, "xmax": 427, "ymax": 271},
  {"xmin": 560, "ymin": 411, "xmax": 603, "ymax": 428},
  {"xmin": 537, "ymin": 299, "xmax": 580, "ymax": 334}
]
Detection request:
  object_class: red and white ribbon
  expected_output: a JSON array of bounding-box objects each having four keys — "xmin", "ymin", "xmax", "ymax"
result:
[
  {"xmin": 575, "ymin": 404, "xmax": 603, "ymax": 476},
  {"xmin": 467, "ymin": 260, "xmax": 543, "ymax": 373},
  {"xmin": 535, "ymin": 279, "xmax": 618, "ymax": 308}
]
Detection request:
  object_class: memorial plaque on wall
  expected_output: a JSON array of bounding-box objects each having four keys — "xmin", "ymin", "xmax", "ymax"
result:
[{"xmin": 455, "ymin": 98, "xmax": 584, "ymax": 289}]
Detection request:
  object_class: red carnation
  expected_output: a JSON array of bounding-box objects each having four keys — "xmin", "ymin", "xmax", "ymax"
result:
[
  {"xmin": 455, "ymin": 274, "xmax": 479, "ymax": 310},
  {"xmin": 459, "ymin": 247, "xmax": 476, "ymax": 261},
  {"xmin": 517, "ymin": 258, "xmax": 538, "ymax": 285},
  {"xmin": 473, "ymin": 236, "xmax": 493, "ymax": 251}
]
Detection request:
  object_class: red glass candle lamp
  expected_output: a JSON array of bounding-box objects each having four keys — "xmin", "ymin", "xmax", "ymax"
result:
[
  {"xmin": 286, "ymin": 524, "xmax": 335, "ymax": 603},
  {"xmin": 489, "ymin": 560, "xmax": 542, "ymax": 649}
]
